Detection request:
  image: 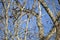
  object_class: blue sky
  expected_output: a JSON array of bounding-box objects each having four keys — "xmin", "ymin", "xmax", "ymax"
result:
[{"xmin": 0, "ymin": 0, "xmax": 60, "ymax": 40}]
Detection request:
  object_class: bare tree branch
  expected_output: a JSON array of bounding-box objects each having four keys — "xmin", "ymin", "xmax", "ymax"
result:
[
  {"xmin": 45, "ymin": 27, "xmax": 56, "ymax": 40},
  {"xmin": 38, "ymin": 0, "xmax": 56, "ymax": 23},
  {"xmin": 5, "ymin": 0, "xmax": 10, "ymax": 40}
]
